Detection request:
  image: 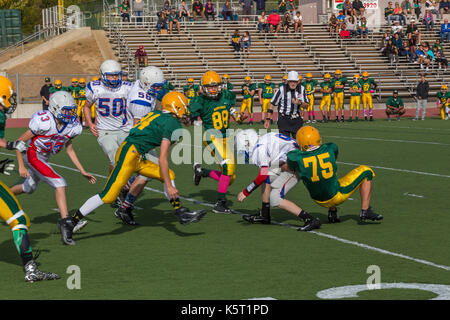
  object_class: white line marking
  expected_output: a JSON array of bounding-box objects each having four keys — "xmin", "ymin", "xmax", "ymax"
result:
[
  {"xmin": 1, "ymin": 152, "xmax": 449, "ymax": 271},
  {"xmin": 403, "ymin": 192, "xmax": 425, "ymax": 198},
  {"xmin": 325, "ymin": 135, "xmax": 450, "ymax": 146}
]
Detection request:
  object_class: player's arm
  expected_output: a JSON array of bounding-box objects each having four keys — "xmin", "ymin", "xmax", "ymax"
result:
[
  {"xmin": 237, "ymin": 166, "xmax": 269, "ymax": 202},
  {"xmin": 65, "ymin": 140, "xmax": 96, "ymax": 184},
  {"xmin": 258, "ymin": 86, "xmax": 263, "ymax": 104},
  {"xmin": 159, "ymin": 138, "xmax": 178, "ymax": 199},
  {"xmin": 82, "ymin": 100, "xmax": 96, "ymax": 134},
  {"xmin": 15, "ymin": 130, "xmax": 34, "ymax": 178}
]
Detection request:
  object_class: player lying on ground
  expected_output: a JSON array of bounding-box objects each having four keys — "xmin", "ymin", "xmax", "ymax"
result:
[
  {"xmin": 10, "ymin": 91, "xmax": 96, "ymax": 246},
  {"xmin": 61, "ymin": 92, "xmax": 207, "ymax": 245},
  {"xmin": 285, "ymin": 126, "xmax": 383, "ymax": 223},
  {"xmin": 235, "ymin": 129, "xmax": 321, "ymax": 231}
]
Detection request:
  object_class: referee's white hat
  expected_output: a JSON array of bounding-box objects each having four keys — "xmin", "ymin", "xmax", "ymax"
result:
[{"xmin": 287, "ymin": 71, "xmax": 299, "ymax": 81}]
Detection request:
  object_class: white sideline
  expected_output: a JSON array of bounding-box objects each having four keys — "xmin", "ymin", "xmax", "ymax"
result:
[
  {"xmin": 0, "ymin": 151, "xmax": 447, "ymax": 272},
  {"xmin": 325, "ymin": 135, "xmax": 450, "ymax": 146}
]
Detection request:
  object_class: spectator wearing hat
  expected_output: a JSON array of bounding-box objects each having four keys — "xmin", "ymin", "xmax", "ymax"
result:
[
  {"xmin": 40, "ymin": 77, "xmax": 53, "ymax": 110},
  {"xmin": 135, "ymin": 45, "xmax": 148, "ymax": 66},
  {"xmin": 268, "ymin": 9, "xmax": 281, "ymax": 35},
  {"xmin": 385, "ymin": 90, "xmax": 405, "ymax": 120}
]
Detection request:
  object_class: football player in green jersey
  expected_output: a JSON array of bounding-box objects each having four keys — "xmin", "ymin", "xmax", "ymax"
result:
[
  {"xmin": 436, "ymin": 85, "xmax": 450, "ymax": 120},
  {"xmin": 348, "ymin": 74, "xmax": 362, "ymax": 122},
  {"xmin": 359, "ymin": 72, "xmax": 377, "ymax": 121},
  {"xmin": 68, "ymin": 77, "xmax": 80, "ymax": 105},
  {"xmin": 319, "ymin": 74, "xmax": 333, "ymax": 122},
  {"xmin": 240, "ymin": 76, "xmax": 256, "ymax": 125},
  {"xmin": 64, "ymin": 92, "xmax": 207, "ymax": 243},
  {"xmin": 385, "ymin": 90, "xmax": 405, "ymax": 121},
  {"xmin": 332, "ymin": 69, "xmax": 347, "ymax": 122},
  {"xmin": 222, "ymin": 74, "xmax": 234, "ymax": 91},
  {"xmin": 183, "ymin": 78, "xmax": 200, "ymax": 104},
  {"xmin": 286, "ymin": 126, "xmax": 383, "ymax": 223},
  {"xmin": 301, "ymin": 73, "xmax": 318, "ymax": 123},
  {"xmin": 49, "ymin": 79, "xmax": 67, "ymax": 96},
  {"xmin": 191, "ymin": 70, "xmax": 245, "ymax": 214},
  {"xmin": 258, "ymin": 75, "xmax": 276, "ymax": 124}
]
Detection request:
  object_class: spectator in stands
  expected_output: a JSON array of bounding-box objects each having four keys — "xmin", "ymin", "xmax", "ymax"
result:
[
  {"xmin": 287, "ymin": 0, "xmax": 296, "ymax": 14},
  {"xmin": 192, "ymin": 0, "xmax": 205, "ymax": 20},
  {"xmin": 385, "ymin": 90, "xmax": 406, "ymax": 121},
  {"xmin": 440, "ymin": 19, "xmax": 450, "ymax": 42},
  {"xmin": 120, "ymin": 0, "xmax": 131, "ymax": 22},
  {"xmin": 385, "ymin": 40, "xmax": 397, "ymax": 62},
  {"xmin": 329, "ymin": 13, "xmax": 339, "ymax": 33},
  {"xmin": 231, "ymin": 29, "xmax": 241, "ymax": 53},
  {"xmin": 343, "ymin": 0, "xmax": 353, "ymax": 16},
  {"xmin": 133, "ymin": 0, "xmax": 144, "ymax": 24},
  {"xmin": 381, "ymin": 32, "xmax": 392, "ymax": 56},
  {"xmin": 406, "ymin": 19, "xmax": 422, "ymax": 45},
  {"xmin": 337, "ymin": 10, "xmax": 346, "ymax": 30},
  {"xmin": 162, "ymin": 0, "xmax": 171, "ymax": 15},
  {"xmin": 122, "ymin": 71, "xmax": 129, "ymax": 81},
  {"xmin": 433, "ymin": 38, "xmax": 443, "ymax": 51},
  {"xmin": 423, "ymin": 43, "xmax": 435, "ymax": 71},
  {"xmin": 391, "ymin": 20, "xmax": 403, "ymax": 36},
  {"xmin": 179, "ymin": 0, "xmax": 192, "ymax": 21},
  {"xmin": 393, "ymin": 2, "xmax": 407, "ymax": 25},
  {"xmin": 222, "ymin": 1, "xmax": 233, "ymax": 21},
  {"xmin": 352, "ymin": 0, "xmax": 365, "ymax": 16},
  {"xmin": 205, "ymin": 0, "xmax": 215, "ymax": 21},
  {"xmin": 413, "ymin": 0, "xmax": 421, "ymax": 19},
  {"xmin": 293, "ymin": 11, "xmax": 303, "ymax": 33},
  {"xmin": 423, "ymin": 9, "xmax": 434, "ymax": 30},
  {"xmin": 416, "ymin": 44, "xmax": 427, "ymax": 66},
  {"xmin": 392, "ymin": 33, "xmax": 403, "ymax": 60},
  {"xmin": 401, "ymin": 0, "xmax": 412, "ymax": 16},
  {"xmin": 440, "ymin": 0, "xmax": 450, "ymax": 17},
  {"xmin": 414, "ymin": 74, "xmax": 429, "ymax": 120},
  {"xmin": 135, "ymin": 45, "xmax": 148, "ymax": 66},
  {"xmin": 358, "ymin": 16, "xmax": 369, "ymax": 38},
  {"xmin": 241, "ymin": 31, "xmax": 251, "ymax": 56},
  {"xmin": 156, "ymin": 11, "xmax": 169, "ymax": 34},
  {"xmin": 258, "ymin": 11, "xmax": 269, "ymax": 32},
  {"xmin": 241, "ymin": 0, "xmax": 253, "ymax": 24},
  {"xmin": 434, "ymin": 47, "xmax": 448, "ymax": 71},
  {"xmin": 40, "ymin": 77, "xmax": 53, "ymax": 111},
  {"xmin": 268, "ymin": 9, "xmax": 282, "ymax": 35},
  {"xmin": 340, "ymin": 23, "xmax": 350, "ymax": 38},
  {"xmin": 168, "ymin": 8, "xmax": 181, "ymax": 34},
  {"xmin": 385, "ymin": 2, "xmax": 396, "ymax": 25},
  {"xmin": 402, "ymin": 39, "xmax": 416, "ymax": 62},
  {"xmin": 254, "ymin": 0, "xmax": 267, "ymax": 16},
  {"xmin": 278, "ymin": 0, "xmax": 288, "ymax": 15},
  {"xmin": 425, "ymin": 0, "xmax": 440, "ymax": 19},
  {"xmin": 282, "ymin": 12, "xmax": 291, "ymax": 33}
]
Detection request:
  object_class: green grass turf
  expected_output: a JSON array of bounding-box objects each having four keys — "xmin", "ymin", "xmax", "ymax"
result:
[{"xmin": 0, "ymin": 117, "xmax": 449, "ymax": 299}]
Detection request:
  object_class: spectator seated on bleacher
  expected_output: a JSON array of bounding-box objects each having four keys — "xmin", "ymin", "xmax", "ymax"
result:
[
  {"xmin": 329, "ymin": 13, "xmax": 339, "ymax": 33},
  {"xmin": 401, "ymin": 0, "xmax": 413, "ymax": 17},
  {"xmin": 156, "ymin": 11, "xmax": 169, "ymax": 34},
  {"xmin": 391, "ymin": 20, "xmax": 403, "ymax": 36},
  {"xmin": 343, "ymin": 0, "xmax": 353, "ymax": 16},
  {"xmin": 133, "ymin": 0, "xmax": 144, "ymax": 24},
  {"xmin": 278, "ymin": 0, "xmax": 288, "ymax": 15},
  {"xmin": 416, "ymin": 44, "xmax": 433, "ymax": 70},
  {"xmin": 287, "ymin": 0, "xmax": 296, "ymax": 14},
  {"xmin": 268, "ymin": 9, "xmax": 282, "ymax": 35},
  {"xmin": 381, "ymin": 32, "xmax": 392, "ymax": 56},
  {"xmin": 346, "ymin": 16, "xmax": 357, "ymax": 37},
  {"xmin": 162, "ymin": 0, "xmax": 171, "ymax": 15},
  {"xmin": 120, "ymin": 0, "xmax": 131, "ymax": 22},
  {"xmin": 168, "ymin": 8, "xmax": 181, "ymax": 34},
  {"xmin": 240, "ymin": 0, "xmax": 253, "ymax": 24},
  {"xmin": 241, "ymin": 31, "xmax": 251, "ymax": 55},
  {"xmin": 179, "ymin": 0, "xmax": 192, "ymax": 21},
  {"xmin": 337, "ymin": 10, "xmax": 346, "ymax": 29},
  {"xmin": 423, "ymin": 43, "xmax": 435, "ymax": 70},
  {"xmin": 440, "ymin": 0, "xmax": 450, "ymax": 17},
  {"xmin": 358, "ymin": 16, "xmax": 369, "ymax": 38},
  {"xmin": 406, "ymin": 19, "xmax": 422, "ymax": 44},
  {"xmin": 222, "ymin": 1, "xmax": 233, "ymax": 21},
  {"xmin": 386, "ymin": 39, "xmax": 399, "ymax": 63},
  {"xmin": 433, "ymin": 47, "xmax": 448, "ymax": 71},
  {"xmin": 135, "ymin": 45, "xmax": 148, "ymax": 67},
  {"xmin": 440, "ymin": 19, "xmax": 450, "ymax": 42},
  {"xmin": 192, "ymin": 0, "xmax": 206, "ymax": 20},
  {"xmin": 413, "ymin": 0, "xmax": 421, "ymax": 19},
  {"xmin": 293, "ymin": 11, "xmax": 303, "ymax": 33},
  {"xmin": 205, "ymin": 0, "xmax": 215, "ymax": 21},
  {"xmin": 352, "ymin": 0, "xmax": 365, "ymax": 16},
  {"xmin": 257, "ymin": 11, "xmax": 269, "ymax": 32},
  {"xmin": 385, "ymin": 2, "xmax": 396, "ymax": 25},
  {"xmin": 282, "ymin": 12, "xmax": 292, "ymax": 33},
  {"xmin": 339, "ymin": 23, "xmax": 350, "ymax": 38},
  {"xmin": 393, "ymin": 2, "xmax": 407, "ymax": 25},
  {"xmin": 433, "ymin": 38, "xmax": 443, "ymax": 51},
  {"xmin": 423, "ymin": 9, "xmax": 435, "ymax": 30},
  {"xmin": 401, "ymin": 39, "xmax": 416, "ymax": 62},
  {"xmin": 425, "ymin": 0, "xmax": 440, "ymax": 19},
  {"xmin": 231, "ymin": 29, "xmax": 241, "ymax": 53},
  {"xmin": 392, "ymin": 33, "xmax": 404, "ymax": 58}
]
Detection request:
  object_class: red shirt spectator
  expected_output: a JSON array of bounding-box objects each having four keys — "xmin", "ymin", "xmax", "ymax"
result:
[{"xmin": 268, "ymin": 10, "xmax": 281, "ymax": 26}]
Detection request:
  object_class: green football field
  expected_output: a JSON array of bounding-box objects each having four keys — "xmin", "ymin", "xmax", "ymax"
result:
[{"xmin": 0, "ymin": 118, "xmax": 449, "ymax": 300}]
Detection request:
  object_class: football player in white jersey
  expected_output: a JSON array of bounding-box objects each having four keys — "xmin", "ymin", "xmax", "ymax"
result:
[
  {"xmin": 83, "ymin": 60, "xmax": 133, "ymax": 173},
  {"xmin": 236, "ymin": 129, "xmax": 321, "ymax": 231},
  {"xmin": 10, "ymin": 91, "xmax": 97, "ymax": 245},
  {"xmin": 114, "ymin": 66, "xmax": 167, "ymax": 225}
]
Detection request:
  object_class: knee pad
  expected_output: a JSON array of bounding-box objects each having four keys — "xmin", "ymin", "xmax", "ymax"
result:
[{"xmin": 8, "ymin": 210, "xmax": 31, "ymax": 231}]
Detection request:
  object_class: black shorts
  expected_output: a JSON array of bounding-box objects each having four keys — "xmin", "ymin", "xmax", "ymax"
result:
[{"xmin": 277, "ymin": 114, "xmax": 303, "ymax": 138}]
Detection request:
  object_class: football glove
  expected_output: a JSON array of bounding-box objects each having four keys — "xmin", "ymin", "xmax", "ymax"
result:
[
  {"xmin": 0, "ymin": 158, "xmax": 14, "ymax": 175},
  {"xmin": 6, "ymin": 140, "xmax": 27, "ymax": 152}
]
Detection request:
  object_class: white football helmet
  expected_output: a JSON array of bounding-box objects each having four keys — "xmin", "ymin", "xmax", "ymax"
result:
[
  {"xmin": 139, "ymin": 66, "xmax": 167, "ymax": 98},
  {"xmin": 235, "ymin": 129, "xmax": 259, "ymax": 164},
  {"xmin": 48, "ymin": 91, "xmax": 77, "ymax": 124},
  {"xmin": 100, "ymin": 59, "xmax": 122, "ymax": 89}
]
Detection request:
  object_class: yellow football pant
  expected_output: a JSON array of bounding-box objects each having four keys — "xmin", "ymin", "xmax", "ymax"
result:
[
  {"xmin": 362, "ymin": 93, "xmax": 373, "ymax": 110},
  {"xmin": 261, "ymin": 98, "xmax": 271, "ymax": 113},
  {"xmin": 333, "ymin": 92, "xmax": 344, "ymax": 110},
  {"xmin": 350, "ymin": 96, "xmax": 361, "ymax": 111},
  {"xmin": 77, "ymin": 100, "xmax": 85, "ymax": 117},
  {"xmin": 320, "ymin": 96, "xmax": 332, "ymax": 112},
  {"xmin": 99, "ymin": 142, "xmax": 175, "ymax": 204},
  {"xmin": 0, "ymin": 180, "xmax": 30, "ymax": 231},
  {"xmin": 203, "ymin": 134, "xmax": 236, "ymax": 184},
  {"xmin": 440, "ymin": 104, "xmax": 448, "ymax": 120},
  {"xmin": 307, "ymin": 94, "xmax": 314, "ymax": 112},
  {"xmin": 313, "ymin": 165, "xmax": 375, "ymax": 208},
  {"xmin": 240, "ymin": 98, "xmax": 253, "ymax": 114}
]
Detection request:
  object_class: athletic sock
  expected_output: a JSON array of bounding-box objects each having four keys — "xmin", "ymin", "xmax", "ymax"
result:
[
  {"xmin": 78, "ymin": 194, "xmax": 104, "ymax": 217},
  {"xmin": 363, "ymin": 109, "xmax": 367, "ymax": 117},
  {"xmin": 124, "ymin": 175, "xmax": 137, "ymax": 192},
  {"xmin": 72, "ymin": 210, "xmax": 85, "ymax": 224},
  {"xmin": 202, "ymin": 168, "xmax": 212, "ymax": 178},
  {"xmin": 13, "ymin": 229, "xmax": 33, "ymax": 266},
  {"xmin": 298, "ymin": 209, "xmax": 314, "ymax": 221},
  {"xmin": 261, "ymin": 202, "xmax": 270, "ymax": 221},
  {"xmin": 121, "ymin": 193, "xmax": 137, "ymax": 210},
  {"xmin": 218, "ymin": 174, "xmax": 231, "ymax": 194},
  {"xmin": 170, "ymin": 198, "xmax": 181, "ymax": 210},
  {"xmin": 208, "ymin": 170, "xmax": 222, "ymax": 181},
  {"xmin": 369, "ymin": 109, "xmax": 373, "ymax": 117}
]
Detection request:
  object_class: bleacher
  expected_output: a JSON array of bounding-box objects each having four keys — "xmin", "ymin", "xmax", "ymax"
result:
[{"xmin": 107, "ymin": 18, "xmax": 450, "ymax": 104}]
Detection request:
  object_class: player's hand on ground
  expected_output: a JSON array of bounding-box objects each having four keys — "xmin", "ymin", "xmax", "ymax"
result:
[
  {"xmin": 237, "ymin": 192, "xmax": 247, "ymax": 202},
  {"xmin": 19, "ymin": 166, "xmax": 30, "ymax": 178},
  {"xmin": 81, "ymin": 171, "xmax": 96, "ymax": 184},
  {"xmin": 166, "ymin": 185, "xmax": 179, "ymax": 200},
  {"xmin": 89, "ymin": 124, "xmax": 98, "ymax": 137},
  {"xmin": 0, "ymin": 158, "xmax": 14, "ymax": 175}
]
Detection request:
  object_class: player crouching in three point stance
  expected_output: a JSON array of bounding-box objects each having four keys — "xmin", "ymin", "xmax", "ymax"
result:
[
  {"xmin": 236, "ymin": 129, "xmax": 321, "ymax": 232},
  {"xmin": 286, "ymin": 126, "xmax": 383, "ymax": 223},
  {"xmin": 64, "ymin": 92, "xmax": 207, "ymax": 245},
  {"xmin": 10, "ymin": 91, "xmax": 97, "ymax": 246}
]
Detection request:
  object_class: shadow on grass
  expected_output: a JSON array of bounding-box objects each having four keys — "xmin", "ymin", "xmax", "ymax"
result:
[{"xmin": 0, "ymin": 232, "xmax": 51, "ymax": 267}]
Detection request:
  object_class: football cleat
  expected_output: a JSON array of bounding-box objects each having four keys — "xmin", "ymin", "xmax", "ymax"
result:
[
  {"xmin": 213, "ymin": 198, "xmax": 232, "ymax": 214},
  {"xmin": 242, "ymin": 214, "xmax": 270, "ymax": 224},
  {"xmin": 328, "ymin": 208, "xmax": 341, "ymax": 223},
  {"xmin": 360, "ymin": 207, "xmax": 383, "ymax": 222},
  {"xmin": 73, "ymin": 219, "xmax": 88, "ymax": 233},
  {"xmin": 24, "ymin": 260, "xmax": 60, "ymax": 283},
  {"xmin": 114, "ymin": 206, "xmax": 137, "ymax": 225},
  {"xmin": 298, "ymin": 217, "xmax": 321, "ymax": 231},
  {"xmin": 112, "ymin": 188, "xmax": 128, "ymax": 208},
  {"xmin": 57, "ymin": 218, "xmax": 76, "ymax": 245},
  {"xmin": 193, "ymin": 163, "xmax": 203, "ymax": 186},
  {"xmin": 176, "ymin": 207, "xmax": 207, "ymax": 225}
]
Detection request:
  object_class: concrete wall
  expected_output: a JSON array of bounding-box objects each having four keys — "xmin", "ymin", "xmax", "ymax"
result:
[{"xmin": 10, "ymin": 103, "xmax": 41, "ymax": 119}]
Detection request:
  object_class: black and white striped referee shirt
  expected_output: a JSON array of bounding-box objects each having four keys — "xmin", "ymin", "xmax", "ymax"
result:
[{"xmin": 270, "ymin": 84, "xmax": 309, "ymax": 116}]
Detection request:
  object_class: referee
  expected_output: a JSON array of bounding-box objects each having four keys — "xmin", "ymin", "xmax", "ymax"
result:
[{"xmin": 264, "ymin": 71, "xmax": 308, "ymax": 138}]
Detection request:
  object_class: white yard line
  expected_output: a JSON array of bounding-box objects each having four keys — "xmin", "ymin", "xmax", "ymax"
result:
[{"xmin": 325, "ymin": 135, "xmax": 450, "ymax": 146}]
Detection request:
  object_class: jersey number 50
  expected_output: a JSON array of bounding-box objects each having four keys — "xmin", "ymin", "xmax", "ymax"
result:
[{"xmin": 98, "ymin": 98, "xmax": 126, "ymax": 117}]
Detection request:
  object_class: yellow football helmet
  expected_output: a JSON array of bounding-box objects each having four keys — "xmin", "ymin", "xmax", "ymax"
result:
[
  {"xmin": 244, "ymin": 76, "xmax": 251, "ymax": 82},
  {"xmin": 201, "ymin": 70, "xmax": 222, "ymax": 99},
  {"xmin": 441, "ymin": 85, "xmax": 448, "ymax": 92},
  {"xmin": 79, "ymin": 78, "xmax": 86, "ymax": 87},
  {"xmin": 282, "ymin": 75, "xmax": 288, "ymax": 81},
  {"xmin": 296, "ymin": 126, "xmax": 322, "ymax": 152},
  {"xmin": 353, "ymin": 74, "xmax": 360, "ymax": 79},
  {"xmin": 298, "ymin": 75, "xmax": 302, "ymax": 81},
  {"xmin": 306, "ymin": 73, "xmax": 312, "ymax": 79},
  {"xmin": 362, "ymin": 71, "xmax": 369, "ymax": 78},
  {"xmin": 324, "ymin": 73, "xmax": 331, "ymax": 80},
  {"xmin": 223, "ymin": 74, "xmax": 230, "ymax": 79},
  {"xmin": 71, "ymin": 77, "xmax": 78, "ymax": 83},
  {"xmin": 264, "ymin": 75, "xmax": 272, "ymax": 81},
  {"xmin": 55, "ymin": 79, "xmax": 62, "ymax": 89},
  {"xmin": 0, "ymin": 76, "xmax": 17, "ymax": 114},
  {"xmin": 161, "ymin": 91, "xmax": 190, "ymax": 124},
  {"xmin": 92, "ymin": 77, "xmax": 100, "ymax": 81},
  {"xmin": 187, "ymin": 78, "xmax": 194, "ymax": 83}
]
